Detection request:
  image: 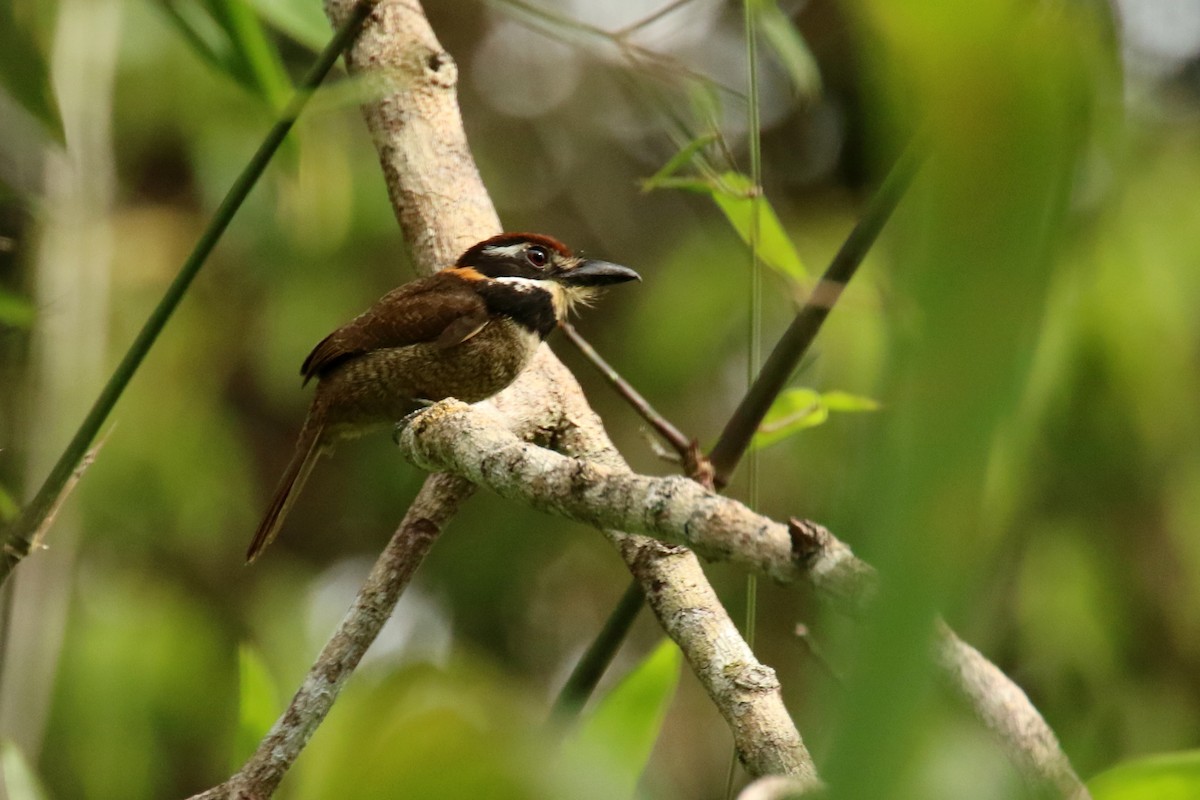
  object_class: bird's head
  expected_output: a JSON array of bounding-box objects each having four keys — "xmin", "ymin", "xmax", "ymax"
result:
[{"xmin": 456, "ymin": 233, "xmax": 640, "ymax": 319}]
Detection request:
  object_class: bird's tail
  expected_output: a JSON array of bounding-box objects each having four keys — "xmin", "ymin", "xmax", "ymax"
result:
[{"xmin": 246, "ymin": 417, "xmax": 326, "ymax": 564}]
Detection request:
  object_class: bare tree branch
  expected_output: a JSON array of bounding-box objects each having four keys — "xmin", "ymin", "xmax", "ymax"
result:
[
  {"xmin": 736, "ymin": 775, "xmax": 823, "ymax": 800},
  {"xmin": 934, "ymin": 621, "xmax": 1091, "ymax": 800}
]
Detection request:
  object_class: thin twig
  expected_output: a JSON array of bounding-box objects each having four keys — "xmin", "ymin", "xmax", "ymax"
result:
[
  {"xmin": 613, "ymin": 0, "xmax": 698, "ymax": 38},
  {"xmin": 28, "ymin": 426, "xmax": 114, "ymax": 553},
  {"xmin": 727, "ymin": 1, "xmax": 767, "ymax": 791},
  {"xmin": 794, "ymin": 623, "xmax": 844, "ymax": 686},
  {"xmin": 559, "ymin": 321, "xmax": 707, "ymax": 477},
  {"xmin": 0, "ymin": 0, "xmax": 377, "ymax": 587}
]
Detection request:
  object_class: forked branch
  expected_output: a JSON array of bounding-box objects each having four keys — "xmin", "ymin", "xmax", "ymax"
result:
[{"xmin": 396, "ymin": 399, "xmax": 1089, "ymax": 799}]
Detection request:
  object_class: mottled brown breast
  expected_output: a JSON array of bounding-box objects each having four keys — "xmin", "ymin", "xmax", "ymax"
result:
[{"xmin": 313, "ymin": 317, "xmax": 541, "ymax": 435}]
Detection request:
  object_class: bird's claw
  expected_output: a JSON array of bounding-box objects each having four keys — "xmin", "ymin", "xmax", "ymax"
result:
[{"xmin": 392, "ymin": 398, "xmax": 438, "ymax": 445}]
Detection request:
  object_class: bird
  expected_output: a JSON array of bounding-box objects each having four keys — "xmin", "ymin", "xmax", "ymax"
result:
[{"xmin": 246, "ymin": 232, "xmax": 640, "ymax": 563}]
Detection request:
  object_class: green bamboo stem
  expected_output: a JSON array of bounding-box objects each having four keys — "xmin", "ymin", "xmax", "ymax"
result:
[
  {"xmin": 727, "ymin": 3, "xmax": 764, "ymax": 791},
  {"xmin": 707, "ymin": 142, "xmax": 924, "ymax": 488},
  {"xmin": 0, "ymin": 0, "xmax": 377, "ymax": 587},
  {"xmin": 550, "ymin": 580, "xmax": 646, "ymax": 721}
]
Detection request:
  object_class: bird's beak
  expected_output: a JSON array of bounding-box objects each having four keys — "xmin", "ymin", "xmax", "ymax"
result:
[{"xmin": 557, "ymin": 259, "xmax": 641, "ymax": 287}]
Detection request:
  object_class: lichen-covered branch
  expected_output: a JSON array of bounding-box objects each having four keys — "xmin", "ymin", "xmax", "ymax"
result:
[
  {"xmin": 398, "ymin": 400, "xmax": 875, "ymax": 606},
  {"xmin": 396, "ymin": 399, "xmax": 1089, "ymax": 799}
]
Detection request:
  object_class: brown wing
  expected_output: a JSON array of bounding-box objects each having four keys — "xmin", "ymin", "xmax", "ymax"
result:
[{"xmin": 300, "ymin": 270, "xmax": 489, "ymax": 385}]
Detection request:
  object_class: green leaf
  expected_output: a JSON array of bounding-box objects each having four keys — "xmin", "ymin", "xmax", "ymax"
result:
[
  {"xmin": 246, "ymin": 0, "xmax": 331, "ymax": 52},
  {"xmin": 753, "ymin": 387, "xmax": 881, "ymax": 450},
  {"xmin": 753, "ymin": 388, "xmax": 825, "ymax": 450},
  {"xmin": 158, "ymin": 0, "xmax": 233, "ymax": 74},
  {"xmin": 237, "ymin": 642, "xmax": 280, "ymax": 764},
  {"xmin": 752, "ymin": 0, "xmax": 822, "ymax": 99},
  {"xmin": 820, "ymin": 390, "xmax": 883, "ymax": 413},
  {"xmin": 0, "ymin": 740, "xmax": 49, "ymax": 800},
  {"xmin": 565, "ymin": 639, "xmax": 681, "ymax": 798},
  {"xmin": 0, "ymin": 289, "xmax": 35, "ymax": 329},
  {"xmin": 0, "ymin": 0, "xmax": 64, "ymax": 142},
  {"xmin": 641, "ymin": 133, "xmax": 718, "ymax": 192},
  {"xmin": 0, "ymin": 484, "xmax": 18, "ymax": 524},
  {"xmin": 641, "ymin": 176, "xmax": 717, "ymax": 194},
  {"xmin": 216, "ymin": 0, "xmax": 292, "ymax": 109},
  {"xmin": 1089, "ymin": 750, "xmax": 1200, "ymax": 800},
  {"xmin": 711, "ymin": 171, "xmax": 807, "ymax": 282}
]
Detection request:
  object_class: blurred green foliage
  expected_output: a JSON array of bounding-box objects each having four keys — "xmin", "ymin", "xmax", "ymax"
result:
[
  {"xmin": 246, "ymin": 0, "xmax": 331, "ymax": 51},
  {"xmin": 157, "ymin": 0, "xmax": 293, "ymax": 111},
  {"xmin": 0, "ymin": 0, "xmax": 63, "ymax": 141},
  {"xmin": 284, "ymin": 657, "xmax": 625, "ymax": 799},
  {"xmin": 563, "ymin": 639, "xmax": 681, "ymax": 797},
  {"xmin": 2, "ymin": 0, "xmax": 1199, "ymax": 798},
  {"xmin": 823, "ymin": 1, "xmax": 1112, "ymax": 796},
  {"xmin": 1089, "ymin": 750, "xmax": 1200, "ymax": 800},
  {"xmin": 0, "ymin": 289, "xmax": 36, "ymax": 329},
  {"xmin": 236, "ymin": 643, "xmax": 281, "ymax": 767}
]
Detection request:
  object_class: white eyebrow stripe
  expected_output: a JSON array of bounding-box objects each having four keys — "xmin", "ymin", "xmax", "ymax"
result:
[{"xmin": 483, "ymin": 244, "xmax": 527, "ymax": 259}]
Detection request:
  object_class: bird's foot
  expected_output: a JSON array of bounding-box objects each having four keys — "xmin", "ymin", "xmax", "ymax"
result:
[{"xmin": 392, "ymin": 398, "xmax": 437, "ymax": 444}]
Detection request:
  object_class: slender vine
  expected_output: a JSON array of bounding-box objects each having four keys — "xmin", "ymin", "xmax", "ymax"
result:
[{"xmin": 727, "ymin": 3, "xmax": 765, "ymax": 793}]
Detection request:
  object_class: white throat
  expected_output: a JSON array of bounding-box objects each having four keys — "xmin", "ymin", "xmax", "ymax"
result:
[{"xmin": 493, "ymin": 277, "xmax": 596, "ymax": 319}]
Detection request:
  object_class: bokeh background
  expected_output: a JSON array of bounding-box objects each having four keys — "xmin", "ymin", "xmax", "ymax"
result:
[{"xmin": 2, "ymin": 0, "xmax": 1199, "ymax": 798}]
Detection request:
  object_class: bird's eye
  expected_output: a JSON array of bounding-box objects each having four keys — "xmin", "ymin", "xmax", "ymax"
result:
[{"xmin": 526, "ymin": 245, "xmax": 549, "ymax": 268}]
